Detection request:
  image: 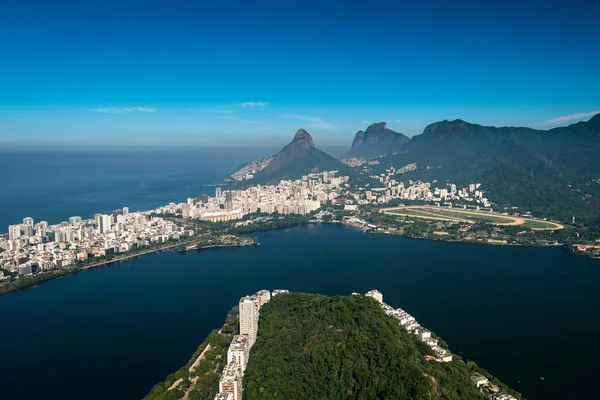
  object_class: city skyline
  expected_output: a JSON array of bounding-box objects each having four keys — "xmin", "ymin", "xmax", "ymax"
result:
[{"xmin": 2, "ymin": 0, "xmax": 600, "ymax": 147}]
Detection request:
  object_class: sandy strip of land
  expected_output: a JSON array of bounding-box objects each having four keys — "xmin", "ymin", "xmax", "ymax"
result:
[
  {"xmin": 189, "ymin": 343, "xmax": 212, "ymax": 381},
  {"xmin": 167, "ymin": 378, "xmax": 183, "ymax": 391}
]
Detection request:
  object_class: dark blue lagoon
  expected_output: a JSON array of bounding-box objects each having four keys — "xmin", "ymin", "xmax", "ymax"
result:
[{"xmin": 0, "ymin": 224, "xmax": 599, "ymax": 399}]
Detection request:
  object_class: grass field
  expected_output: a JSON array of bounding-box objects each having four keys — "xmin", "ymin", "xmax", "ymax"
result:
[
  {"xmin": 432, "ymin": 209, "xmax": 515, "ymax": 224},
  {"xmin": 387, "ymin": 209, "xmax": 464, "ymax": 221},
  {"xmin": 521, "ymin": 219, "xmax": 561, "ymax": 230},
  {"xmin": 383, "ymin": 206, "xmax": 563, "ymax": 231}
]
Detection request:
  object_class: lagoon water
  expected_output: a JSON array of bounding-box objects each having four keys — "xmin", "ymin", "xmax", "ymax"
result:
[
  {"xmin": 1, "ymin": 225, "xmax": 599, "ymax": 399},
  {"xmin": 1, "ymin": 150, "xmax": 599, "ymax": 399}
]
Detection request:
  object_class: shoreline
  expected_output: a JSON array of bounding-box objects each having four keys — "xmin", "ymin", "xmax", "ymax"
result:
[
  {"xmin": 80, "ymin": 243, "xmax": 181, "ymax": 271},
  {"xmin": 333, "ymin": 221, "xmax": 593, "ymax": 257},
  {"xmin": 0, "ymin": 239, "xmax": 255, "ymax": 298},
  {"xmin": 1, "ymin": 222, "xmax": 594, "ymax": 298}
]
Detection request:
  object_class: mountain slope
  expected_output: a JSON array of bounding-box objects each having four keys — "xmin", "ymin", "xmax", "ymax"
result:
[
  {"xmin": 379, "ymin": 114, "xmax": 600, "ymax": 224},
  {"xmin": 261, "ymin": 129, "xmax": 316, "ymax": 174},
  {"xmin": 347, "ymin": 122, "xmax": 410, "ymax": 158},
  {"xmin": 244, "ymin": 293, "xmax": 522, "ymax": 400},
  {"xmin": 238, "ymin": 129, "xmax": 348, "ymax": 184}
]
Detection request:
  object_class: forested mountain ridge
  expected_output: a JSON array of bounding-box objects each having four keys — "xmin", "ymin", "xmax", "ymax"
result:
[
  {"xmin": 243, "ymin": 293, "xmax": 523, "ymax": 400},
  {"xmin": 377, "ymin": 114, "xmax": 600, "ymax": 225}
]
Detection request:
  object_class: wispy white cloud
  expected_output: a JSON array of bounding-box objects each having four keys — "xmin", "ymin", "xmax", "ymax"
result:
[
  {"xmin": 361, "ymin": 120, "xmax": 371, "ymax": 125},
  {"xmin": 187, "ymin": 108, "xmax": 234, "ymax": 114},
  {"xmin": 88, "ymin": 107, "xmax": 156, "ymax": 115},
  {"xmin": 308, "ymin": 121, "xmax": 338, "ymax": 130},
  {"xmin": 237, "ymin": 101, "xmax": 270, "ymax": 108},
  {"xmin": 543, "ymin": 110, "xmax": 600, "ymax": 126},
  {"xmin": 222, "ymin": 115, "xmax": 261, "ymax": 124},
  {"xmin": 395, "ymin": 119, "xmax": 403, "ymax": 123},
  {"xmin": 281, "ymin": 113, "xmax": 339, "ymax": 131}
]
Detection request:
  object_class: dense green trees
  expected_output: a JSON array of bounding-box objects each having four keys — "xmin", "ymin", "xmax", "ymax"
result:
[
  {"xmin": 144, "ymin": 307, "xmax": 239, "ymax": 400},
  {"xmin": 0, "ymin": 268, "xmax": 75, "ymax": 296},
  {"xmin": 243, "ymin": 293, "xmax": 510, "ymax": 400}
]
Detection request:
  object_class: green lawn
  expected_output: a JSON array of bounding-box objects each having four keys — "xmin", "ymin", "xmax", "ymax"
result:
[
  {"xmin": 522, "ymin": 219, "xmax": 561, "ymax": 229},
  {"xmin": 385, "ymin": 207, "xmax": 518, "ymax": 224},
  {"xmin": 432, "ymin": 209, "xmax": 515, "ymax": 224},
  {"xmin": 385, "ymin": 209, "xmax": 464, "ymax": 221}
]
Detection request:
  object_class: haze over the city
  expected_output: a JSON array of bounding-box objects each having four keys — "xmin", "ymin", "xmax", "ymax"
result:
[{"xmin": 1, "ymin": 0, "xmax": 599, "ymax": 149}]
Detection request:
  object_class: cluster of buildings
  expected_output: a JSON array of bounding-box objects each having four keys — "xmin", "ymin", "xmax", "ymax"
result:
[
  {"xmin": 155, "ymin": 171, "xmax": 348, "ymax": 222},
  {"xmin": 337, "ymin": 162, "xmax": 490, "ymax": 207},
  {"xmin": 229, "ymin": 157, "xmax": 274, "ymax": 181},
  {"xmin": 0, "ymin": 210, "xmax": 193, "ymax": 275},
  {"xmin": 351, "ymin": 178, "xmax": 490, "ymax": 207},
  {"xmin": 363, "ymin": 290, "xmax": 453, "ymax": 363},
  {"xmin": 339, "ymin": 157, "xmax": 367, "ymax": 167},
  {"xmin": 365, "ymin": 290, "xmax": 517, "ymax": 400},
  {"xmin": 1, "ymin": 171, "xmax": 350, "ymax": 278},
  {"xmin": 470, "ymin": 373, "xmax": 517, "ymax": 399},
  {"xmin": 216, "ymin": 289, "xmax": 289, "ymax": 400}
]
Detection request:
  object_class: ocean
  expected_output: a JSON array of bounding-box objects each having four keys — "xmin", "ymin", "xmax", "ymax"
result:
[{"xmin": 0, "ymin": 148, "xmax": 277, "ymax": 229}]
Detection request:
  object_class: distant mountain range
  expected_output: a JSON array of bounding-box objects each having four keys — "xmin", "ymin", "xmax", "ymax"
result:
[
  {"xmin": 230, "ymin": 114, "xmax": 600, "ymax": 225},
  {"xmin": 346, "ymin": 122, "xmax": 409, "ymax": 158},
  {"xmin": 377, "ymin": 114, "xmax": 600, "ymax": 225},
  {"xmin": 231, "ymin": 129, "xmax": 347, "ymax": 184}
]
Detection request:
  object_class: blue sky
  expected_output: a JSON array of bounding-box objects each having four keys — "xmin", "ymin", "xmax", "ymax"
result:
[{"xmin": 1, "ymin": 0, "xmax": 599, "ymax": 148}]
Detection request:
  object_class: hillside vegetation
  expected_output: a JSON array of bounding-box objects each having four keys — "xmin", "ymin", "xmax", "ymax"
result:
[
  {"xmin": 377, "ymin": 115, "xmax": 600, "ymax": 226},
  {"xmin": 144, "ymin": 307, "xmax": 239, "ymax": 400},
  {"xmin": 243, "ymin": 293, "xmax": 522, "ymax": 400}
]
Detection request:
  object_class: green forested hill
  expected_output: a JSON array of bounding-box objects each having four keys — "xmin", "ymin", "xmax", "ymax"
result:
[
  {"xmin": 377, "ymin": 115, "xmax": 600, "ymax": 225},
  {"xmin": 243, "ymin": 293, "xmax": 521, "ymax": 400}
]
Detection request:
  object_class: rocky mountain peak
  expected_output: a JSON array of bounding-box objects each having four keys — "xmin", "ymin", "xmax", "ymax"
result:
[
  {"xmin": 292, "ymin": 129, "xmax": 315, "ymax": 148},
  {"xmin": 369, "ymin": 122, "xmax": 387, "ymax": 130}
]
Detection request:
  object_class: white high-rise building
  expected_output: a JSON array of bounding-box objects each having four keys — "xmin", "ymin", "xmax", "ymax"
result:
[
  {"xmin": 69, "ymin": 216, "xmax": 82, "ymax": 226},
  {"xmin": 227, "ymin": 336, "xmax": 249, "ymax": 374},
  {"xmin": 366, "ymin": 289, "xmax": 383, "ymax": 304},
  {"xmin": 21, "ymin": 217, "xmax": 34, "ymax": 237},
  {"xmin": 98, "ymin": 214, "xmax": 113, "ymax": 233},
  {"xmin": 219, "ymin": 361, "xmax": 243, "ymax": 400},
  {"xmin": 34, "ymin": 221, "xmax": 48, "ymax": 237},
  {"xmin": 22, "ymin": 224, "xmax": 33, "ymax": 237},
  {"xmin": 8, "ymin": 225, "xmax": 21, "ymax": 240},
  {"xmin": 216, "ymin": 187, "xmax": 222, "ymax": 198},
  {"xmin": 239, "ymin": 295, "xmax": 259, "ymax": 347},
  {"xmin": 255, "ymin": 289, "xmax": 271, "ymax": 307}
]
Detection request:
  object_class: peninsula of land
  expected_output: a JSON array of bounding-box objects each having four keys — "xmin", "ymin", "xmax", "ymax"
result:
[{"xmin": 146, "ymin": 290, "xmax": 524, "ymax": 400}]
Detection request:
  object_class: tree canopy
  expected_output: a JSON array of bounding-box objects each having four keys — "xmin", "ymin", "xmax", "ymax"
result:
[{"xmin": 243, "ymin": 293, "xmax": 514, "ymax": 400}]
